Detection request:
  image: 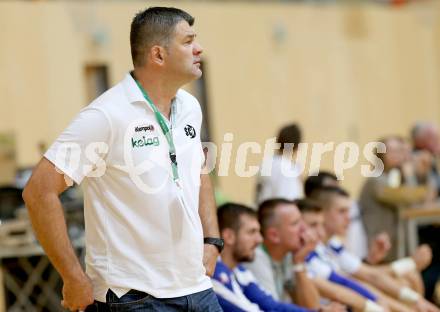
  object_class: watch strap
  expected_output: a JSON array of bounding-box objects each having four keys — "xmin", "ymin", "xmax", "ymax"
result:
[{"xmin": 204, "ymin": 237, "xmax": 224, "ymax": 253}]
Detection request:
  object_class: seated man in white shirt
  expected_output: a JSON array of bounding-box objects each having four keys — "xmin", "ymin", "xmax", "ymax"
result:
[{"xmin": 309, "ymin": 186, "xmax": 439, "ymax": 312}]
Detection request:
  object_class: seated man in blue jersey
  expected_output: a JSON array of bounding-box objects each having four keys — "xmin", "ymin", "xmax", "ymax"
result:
[{"xmin": 212, "ymin": 202, "xmax": 346, "ymax": 312}]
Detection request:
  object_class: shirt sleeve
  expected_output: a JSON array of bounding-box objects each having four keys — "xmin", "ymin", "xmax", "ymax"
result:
[
  {"xmin": 327, "ymin": 236, "xmax": 361, "ymax": 274},
  {"xmin": 328, "ymin": 271, "xmax": 377, "ymax": 302},
  {"xmin": 44, "ymin": 107, "xmax": 111, "ymax": 185},
  {"xmin": 216, "ymin": 295, "xmax": 249, "ymax": 312},
  {"xmin": 305, "ymin": 251, "xmax": 333, "ymax": 280}
]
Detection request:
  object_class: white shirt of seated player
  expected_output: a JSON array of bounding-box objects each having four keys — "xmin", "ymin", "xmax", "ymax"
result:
[
  {"xmin": 345, "ymin": 202, "xmax": 368, "ymax": 259},
  {"xmin": 326, "ymin": 236, "xmax": 362, "ymax": 275}
]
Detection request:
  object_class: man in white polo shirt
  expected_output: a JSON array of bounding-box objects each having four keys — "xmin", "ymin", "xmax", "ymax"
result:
[{"xmin": 22, "ymin": 7, "xmax": 223, "ymax": 312}]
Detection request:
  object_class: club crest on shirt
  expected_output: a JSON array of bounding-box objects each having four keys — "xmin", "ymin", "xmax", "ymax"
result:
[
  {"xmin": 184, "ymin": 124, "xmax": 196, "ymax": 139},
  {"xmin": 219, "ymin": 272, "xmax": 229, "ymax": 284}
]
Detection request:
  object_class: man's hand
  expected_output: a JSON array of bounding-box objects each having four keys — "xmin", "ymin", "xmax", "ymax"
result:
[
  {"xmin": 61, "ymin": 273, "xmax": 94, "ymax": 311},
  {"xmin": 376, "ymin": 298, "xmax": 391, "ymax": 312},
  {"xmin": 412, "ymin": 244, "xmax": 432, "ymax": 272},
  {"xmin": 366, "ymin": 232, "xmax": 391, "ymax": 264},
  {"xmin": 203, "ymin": 244, "xmax": 219, "ymax": 277},
  {"xmin": 293, "ymin": 228, "xmax": 318, "ymax": 264},
  {"xmin": 415, "ymin": 297, "xmax": 440, "ymax": 312},
  {"xmin": 319, "ymin": 302, "xmax": 347, "ymax": 312}
]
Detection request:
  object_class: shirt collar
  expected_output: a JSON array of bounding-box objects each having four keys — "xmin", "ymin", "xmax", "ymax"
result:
[
  {"xmin": 121, "ymin": 72, "xmax": 147, "ymax": 104},
  {"xmin": 121, "ymin": 72, "xmax": 180, "ymax": 115}
]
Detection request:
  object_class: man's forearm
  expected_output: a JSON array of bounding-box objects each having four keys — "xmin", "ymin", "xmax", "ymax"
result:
[
  {"xmin": 355, "ymin": 266, "xmax": 402, "ymax": 299},
  {"xmin": 24, "ymin": 191, "xmax": 84, "ymax": 281},
  {"xmin": 199, "ymin": 173, "xmax": 219, "ymax": 237},
  {"xmin": 313, "ymin": 278, "xmax": 366, "ymax": 311},
  {"xmin": 292, "ymin": 271, "xmax": 321, "ymax": 309}
]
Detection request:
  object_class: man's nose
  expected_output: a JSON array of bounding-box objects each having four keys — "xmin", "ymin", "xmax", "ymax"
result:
[
  {"xmin": 193, "ymin": 41, "xmax": 203, "ymax": 55},
  {"xmin": 256, "ymin": 233, "xmax": 263, "ymax": 244},
  {"xmin": 299, "ymin": 221, "xmax": 306, "ymax": 232}
]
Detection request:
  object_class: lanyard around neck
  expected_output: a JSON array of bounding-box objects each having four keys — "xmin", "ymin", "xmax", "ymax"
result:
[{"xmin": 134, "ymin": 79, "xmax": 180, "ymax": 185}]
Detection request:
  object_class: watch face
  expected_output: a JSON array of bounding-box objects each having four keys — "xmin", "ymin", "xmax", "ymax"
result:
[
  {"xmin": 216, "ymin": 239, "xmax": 224, "ymax": 252},
  {"xmin": 212, "ymin": 239, "xmax": 224, "ymax": 251}
]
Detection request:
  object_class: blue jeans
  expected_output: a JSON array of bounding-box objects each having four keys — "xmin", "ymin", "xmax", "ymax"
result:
[{"xmin": 85, "ymin": 288, "xmax": 223, "ymax": 312}]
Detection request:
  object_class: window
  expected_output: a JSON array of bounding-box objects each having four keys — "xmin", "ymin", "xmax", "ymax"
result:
[{"xmin": 84, "ymin": 65, "xmax": 110, "ymax": 103}]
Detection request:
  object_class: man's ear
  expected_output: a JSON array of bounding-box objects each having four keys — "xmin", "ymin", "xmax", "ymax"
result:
[
  {"xmin": 266, "ymin": 227, "xmax": 280, "ymax": 244},
  {"xmin": 149, "ymin": 45, "xmax": 166, "ymax": 65},
  {"xmin": 222, "ymin": 228, "xmax": 236, "ymax": 246}
]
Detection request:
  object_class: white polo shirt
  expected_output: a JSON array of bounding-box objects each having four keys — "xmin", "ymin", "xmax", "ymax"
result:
[{"xmin": 44, "ymin": 73, "xmax": 212, "ymax": 302}]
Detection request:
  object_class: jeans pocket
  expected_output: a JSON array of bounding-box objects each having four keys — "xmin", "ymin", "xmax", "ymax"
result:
[
  {"xmin": 106, "ymin": 289, "xmax": 153, "ymax": 306},
  {"xmin": 193, "ymin": 289, "xmax": 222, "ymax": 312}
]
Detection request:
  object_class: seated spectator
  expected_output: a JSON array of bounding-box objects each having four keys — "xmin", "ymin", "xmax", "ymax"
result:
[
  {"xmin": 212, "ymin": 202, "xmax": 345, "ymax": 312},
  {"xmin": 244, "ymin": 199, "xmax": 320, "ymax": 308},
  {"xmin": 310, "ymin": 186, "xmax": 439, "ymax": 312},
  {"xmin": 411, "ymin": 122, "xmax": 440, "ymax": 301},
  {"xmin": 256, "ymin": 123, "xmax": 304, "ymax": 204},
  {"xmin": 412, "ymin": 122, "xmax": 440, "ymax": 195}
]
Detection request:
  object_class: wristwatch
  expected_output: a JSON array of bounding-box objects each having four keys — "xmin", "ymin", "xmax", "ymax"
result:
[{"xmin": 204, "ymin": 237, "xmax": 224, "ymax": 253}]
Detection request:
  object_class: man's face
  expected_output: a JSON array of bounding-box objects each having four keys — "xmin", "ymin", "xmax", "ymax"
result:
[
  {"xmin": 165, "ymin": 20, "xmax": 203, "ymax": 82},
  {"xmin": 384, "ymin": 138, "xmax": 405, "ymax": 169},
  {"xmin": 302, "ymin": 211, "xmax": 326, "ymax": 242},
  {"xmin": 232, "ymin": 214, "xmax": 263, "ymax": 263},
  {"xmin": 323, "ymin": 195, "xmax": 351, "ymax": 237},
  {"xmin": 273, "ymin": 204, "xmax": 305, "ymax": 253}
]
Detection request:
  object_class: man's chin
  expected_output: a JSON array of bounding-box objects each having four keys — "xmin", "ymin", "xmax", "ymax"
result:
[
  {"xmin": 238, "ymin": 254, "xmax": 255, "ymax": 263},
  {"xmin": 184, "ymin": 71, "xmax": 202, "ymax": 83},
  {"xmin": 340, "ymin": 228, "xmax": 349, "ymax": 236},
  {"xmin": 193, "ymin": 70, "xmax": 202, "ymax": 79}
]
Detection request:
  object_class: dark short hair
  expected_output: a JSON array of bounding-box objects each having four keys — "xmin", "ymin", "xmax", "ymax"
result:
[
  {"xmin": 130, "ymin": 7, "xmax": 194, "ymax": 67},
  {"xmin": 217, "ymin": 203, "xmax": 257, "ymax": 232},
  {"xmin": 258, "ymin": 198, "xmax": 295, "ymax": 236},
  {"xmin": 276, "ymin": 123, "xmax": 302, "ymax": 151},
  {"xmin": 308, "ymin": 186, "xmax": 349, "ymax": 210},
  {"xmin": 294, "ymin": 198, "xmax": 323, "ymax": 214},
  {"xmin": 304, "ymin": 171, "xmax": 338, "ymax": 197}
]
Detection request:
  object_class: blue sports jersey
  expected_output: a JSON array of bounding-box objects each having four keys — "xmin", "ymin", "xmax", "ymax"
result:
[
  {"xmin": 306, "ymin": 244, "xmax": 377, "ymax": 302},
  {"xmin": 212, "ymin": 259, "xmax": 315, "ymax": 312}
]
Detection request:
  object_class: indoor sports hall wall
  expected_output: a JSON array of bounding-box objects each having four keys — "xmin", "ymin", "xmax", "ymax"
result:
[{"xmin": 1, "ymin": 1, "xmax": 440, "ymax": 204}]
